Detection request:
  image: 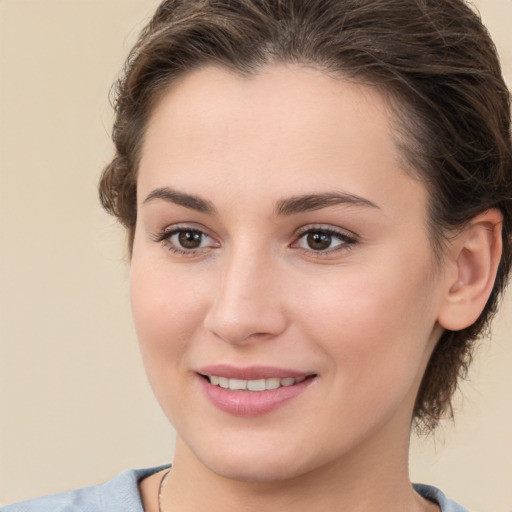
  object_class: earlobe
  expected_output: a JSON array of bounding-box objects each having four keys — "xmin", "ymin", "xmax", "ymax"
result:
[{"xmin": 438, "ymin": 209, "xmax": 503, "ymax": 331}]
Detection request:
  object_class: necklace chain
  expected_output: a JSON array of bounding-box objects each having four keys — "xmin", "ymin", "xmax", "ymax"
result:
[{"xmin": 158, "ymin": 469, "xmax": 172, "ymax": 512}]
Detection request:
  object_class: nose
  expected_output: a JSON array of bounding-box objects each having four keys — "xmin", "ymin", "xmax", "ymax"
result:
[{"xmin": 203, "ymin": 249, "xmax": 287, "ymax": 345}]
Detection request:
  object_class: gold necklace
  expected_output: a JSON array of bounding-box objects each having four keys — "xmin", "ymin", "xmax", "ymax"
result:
[{"xmin": 158, "ymin": 469, "xmax": 172, "ymax": 512}]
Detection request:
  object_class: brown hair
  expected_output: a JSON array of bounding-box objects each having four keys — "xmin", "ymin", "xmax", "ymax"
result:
[{"xmin": 99, "ymin": 0, "xmax": 512, "ymax": 432}]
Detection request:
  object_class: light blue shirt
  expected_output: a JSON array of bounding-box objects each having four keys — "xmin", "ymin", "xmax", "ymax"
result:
[{"xmin": 2, "ymin": 466, "xmax": 469, "ymax": 512}]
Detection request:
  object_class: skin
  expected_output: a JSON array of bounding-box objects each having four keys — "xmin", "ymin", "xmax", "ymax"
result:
[{"xmin": 131, "ymin": 64, "xmax": 500, "ymax": 512}]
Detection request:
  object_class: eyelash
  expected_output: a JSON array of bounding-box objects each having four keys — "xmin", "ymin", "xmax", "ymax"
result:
[
  {"xmin": 151, "ymin": 225, "xmax": 357, "ymax": 257},
  {"xmin": 292, "ymin": 225, "xmax": 357, "ymax": 256},
  {"xmin": 151, "ymin": 225, "xmax": 216, "ymax": 255}
]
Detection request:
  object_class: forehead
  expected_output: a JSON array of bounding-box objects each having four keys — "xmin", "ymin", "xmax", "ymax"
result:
[
  {"xmin": 138, "ymin": 64, "xmax": 427, "ymax": 221},
  {"xmin": 142, "ymin": 64, "xmax": 397, "ymax": 161}
]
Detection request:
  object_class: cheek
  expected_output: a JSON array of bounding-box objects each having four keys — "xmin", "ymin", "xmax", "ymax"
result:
[
  {"xmin": 294, "ymin": 274, "xmax": 439, "ymax": 441},
  {"xmin": 129, "ymin": 254, "xmax": 206, "ymax": 383},
  {"xmin": 129, "ymin": 256, "xmax": 216, "ymax": 428},
  {"xmin": 297, "ymin": 254, "xmax": 440, "ymax": 392},
  {"xmin": 131, "ymin": 247, "xmax": 207, "ymax": 333}
]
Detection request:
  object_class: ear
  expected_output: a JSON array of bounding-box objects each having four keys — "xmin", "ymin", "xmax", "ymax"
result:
[{"xmin": 437, "ymin": 209, "xmax": 503, "ymax": 331}]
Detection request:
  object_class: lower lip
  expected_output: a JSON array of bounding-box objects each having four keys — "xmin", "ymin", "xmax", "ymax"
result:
[{"xmin": 199, "ymin": 376, "xmax": 314, "ymax": 417}]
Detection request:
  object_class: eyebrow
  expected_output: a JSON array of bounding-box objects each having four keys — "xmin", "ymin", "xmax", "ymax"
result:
[
  {"xmin": 275, "ymin": 192, "xmax": 379, "ymax": 215},
  {"xmin": 143, "ymin": 187, "xmax": 215, "ymax": 213},
  {"xmin": 142, "ymin": 187, "xmax": 379, "ymax": 216}
]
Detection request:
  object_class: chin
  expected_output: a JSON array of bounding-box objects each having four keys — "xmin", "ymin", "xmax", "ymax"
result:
[
  {"xmin": 206, "ymin": 455, "xmax": 306, "ymax": 484},
  {"xmin": 188, "ymin": 433, "xmax": 312, "ymax": 484}
]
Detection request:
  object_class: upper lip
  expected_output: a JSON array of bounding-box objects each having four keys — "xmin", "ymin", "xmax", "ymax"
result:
[{"xmin": 197, "ymin": 364, "xmax": 314, "ymax": 380}]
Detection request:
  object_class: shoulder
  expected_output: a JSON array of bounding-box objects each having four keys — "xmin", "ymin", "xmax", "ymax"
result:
[
  {"xmin": 414, "ymin": 483, "xmax": 470, "ymax": 512},
  {"xmin": 2, "ymin": 466, "xmax": 170, "ymax": 512}
]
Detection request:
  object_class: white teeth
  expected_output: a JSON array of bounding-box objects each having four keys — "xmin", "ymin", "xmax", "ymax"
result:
[
  {"xmin": 207, "ymin": 375, "xmax": 308, "ymax": 391},
  {"xmin": 265, "ymin": 377, "xmax": 281, "ymax": 390},
  {"xmin": 229, "ymin": 378, "xmax": 247, "ymax": 390},
  {"xmin": 247, "ymin": 379, "xmax": 266, "ymax": 391}
]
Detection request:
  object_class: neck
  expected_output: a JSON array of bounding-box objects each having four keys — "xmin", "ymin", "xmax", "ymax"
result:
[{"xmin": 160, "ymin": 424, "xmax": 433, "ymax": 512}]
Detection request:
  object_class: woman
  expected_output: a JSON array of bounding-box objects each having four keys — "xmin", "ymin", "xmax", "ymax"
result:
[{"xmin": 4, "ymin": 0, "xmax": 511, "ymax": 511}]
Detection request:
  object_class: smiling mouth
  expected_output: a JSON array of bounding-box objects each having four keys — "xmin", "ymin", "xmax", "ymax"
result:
[{"xmin": 202, "ymin": 374, "xmax": 314, "ymax": 391}]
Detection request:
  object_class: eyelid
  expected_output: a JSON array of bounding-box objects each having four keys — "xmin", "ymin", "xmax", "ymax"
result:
[
  {"xmin": 151, "ymin": 223, "xmax": 220, "ymax": 255},
  {"xmin": 150, "ymin": 222, "xmax": 357, "ymax": 257},
  {"xmin": 151, "ymin": 222, "xmax": 210, "ymax": 241},
  {"xmin": 294, "ymin": 224, "xmax": 358, "ymax": 241},
  {"xmin": 291, "ymin": 224, "xmax": 358, "ymax": 254}
]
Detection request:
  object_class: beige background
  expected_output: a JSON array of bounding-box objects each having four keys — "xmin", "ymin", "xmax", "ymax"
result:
[{"xmin": 0, "ymin": 0, "xmax": 511, "ymax": 510}]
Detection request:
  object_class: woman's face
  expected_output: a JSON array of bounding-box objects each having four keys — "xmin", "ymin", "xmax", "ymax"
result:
[{"xmin": 131, "ymin": 65, "xmax": 447, "ymax": 482}]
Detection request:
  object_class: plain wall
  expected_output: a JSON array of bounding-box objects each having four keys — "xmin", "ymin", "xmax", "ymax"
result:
[{"xmin": 0, "ymin": 1, "xmax": 511, "ymax": 510}]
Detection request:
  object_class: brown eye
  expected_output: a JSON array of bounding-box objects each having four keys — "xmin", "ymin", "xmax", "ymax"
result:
[
  {"xmin": 306, "ymin": 231, "xmax": 333, "ymax": 251},
  {"xmin": 177, "ymin": 230, "xmax": 204, "ymax": 249},
  {"xmin": 294, "ymin": 227, "xmax": 356, "ymax": 254},
  {"xmin": 153, "ymin": 226, "xmax": 220, "ymax": 255}
]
